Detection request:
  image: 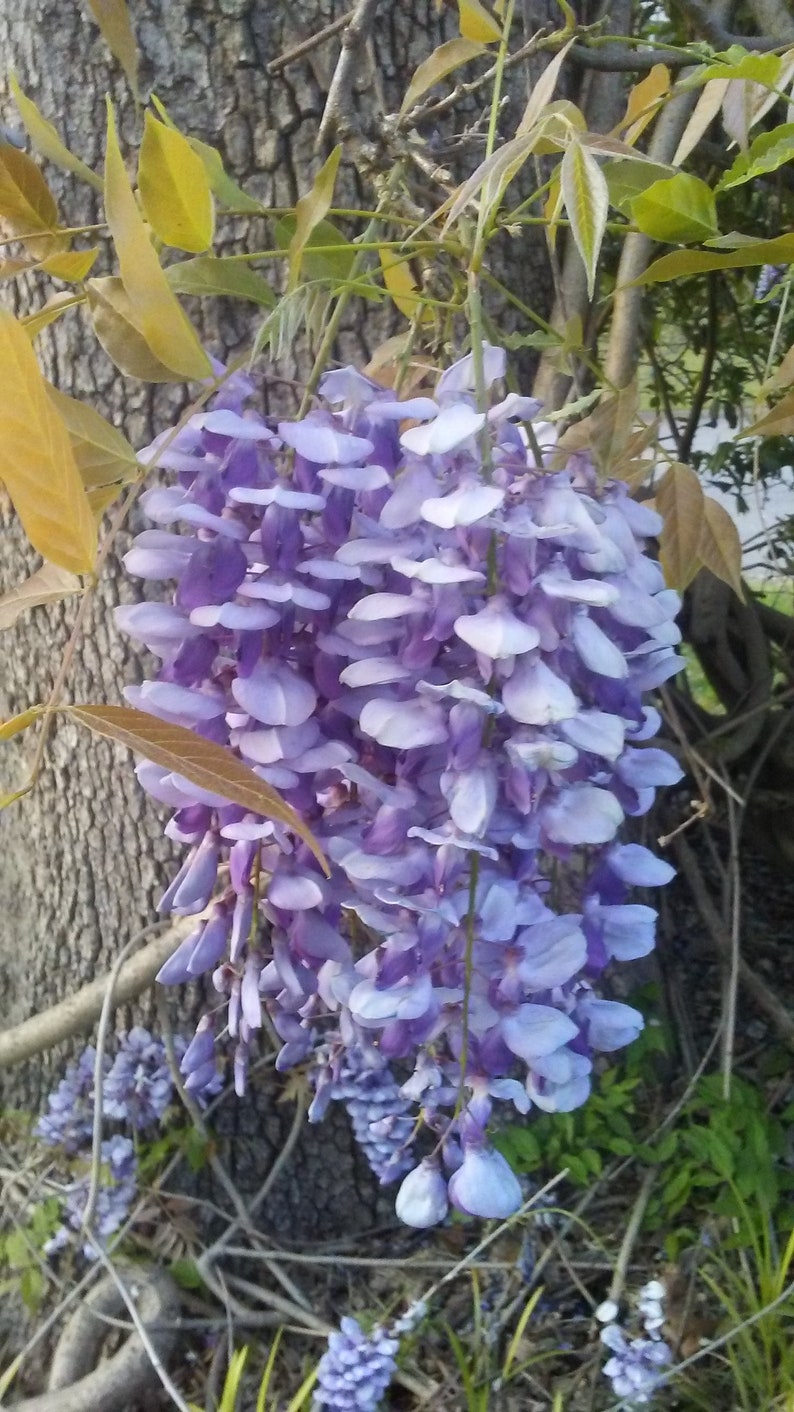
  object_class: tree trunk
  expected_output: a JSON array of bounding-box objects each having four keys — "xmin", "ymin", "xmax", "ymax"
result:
[{"xmin": 0, "ymin": 0, "xmax": 555, "ymax": 1243}]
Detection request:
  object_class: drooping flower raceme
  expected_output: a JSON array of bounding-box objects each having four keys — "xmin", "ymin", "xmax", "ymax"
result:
[{"xmin": 116, "ymin": 346, "xmax": 683, "ymax": 1225}]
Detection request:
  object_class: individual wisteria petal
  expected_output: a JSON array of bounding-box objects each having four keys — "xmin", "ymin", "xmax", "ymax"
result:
[
  {"xmin": 395, "ymin": 1160, "xmax": 449, "ymax": 1228},
  {"xmin": 420, "ymin": 481, "xmax": 504, "ymax": 528},
  {"xmin": 454, "ymin": 599, "xmax": 540, "ymax": 658},
  {"xmin": 359, "ymin": 697, "xmax": 447, "ymax": 749},
  {"xmin": 608, "ymin": 844, "xmax": 676, "ymax": 887},
  {"xmin": 448, "ymin": 1144, "xmax": 523, "ymax": 1218},
  {"xmin": 541, "ymin": 785, "xmax": 624, "ymax": 845},
  {"xmin": 502, "ymin": 658, "xmax": 579, "ymax": 725},
  {"xmin": 400, "ymin": 402, "xmax": 485, "ymax": 455},
  {"xmin": 116, "ymin": 346, "xmax": 684, "ymax": 1232}
]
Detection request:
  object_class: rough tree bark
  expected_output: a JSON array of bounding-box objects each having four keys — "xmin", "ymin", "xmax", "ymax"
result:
[{"xmin": 0, "ymin": 0, "xmax": 559, "ymax": 1242}]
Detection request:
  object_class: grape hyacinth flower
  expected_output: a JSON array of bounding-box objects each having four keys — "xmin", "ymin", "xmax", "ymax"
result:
[
  {"xmin": 116, "ymin": 345, "xmax": 684, "ymax": 1226},
  {"xmin": 601, "ymin": 1324, "xmax": 672, "ymax": 1405},
  {"xmin": 35, "ymin": 1045, "xmax": 105, "ymax": 1153},
  {"xmin": 314, "ymin": 1317, "xmax": 399, "ymax": 1411}
]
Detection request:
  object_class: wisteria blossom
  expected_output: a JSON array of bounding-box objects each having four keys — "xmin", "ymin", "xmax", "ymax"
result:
[{"xmin": 117, "ymin": 346, "xmax": 683, "ymax": 1224}]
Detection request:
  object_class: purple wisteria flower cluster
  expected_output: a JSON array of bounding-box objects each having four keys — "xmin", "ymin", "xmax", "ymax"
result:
[
  {"xmin": 599, "ymin": 1279, "xmax": 673, "ymax": 1405},
  {"xmin": 116, "ymin": 344, "xmax": 683, "ymax": 1226},
  {"xmin": 36, "ymin": 1028, "xmax": 220, "ymax": 1257}
]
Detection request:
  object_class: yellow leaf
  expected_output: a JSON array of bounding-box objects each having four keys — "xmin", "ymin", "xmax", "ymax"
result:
[
  {"xmin": 86, "ymin": 0, "xmax": 140, "ymax": 99},
  {"xmin": 0, "ymin": 146, "xmax": 64, "ymax": 258},
  {"xmin": 68, "ymin": 705, "xmax": 329, "ymax": 874},
  {"xmin": 458, "ymin": 0, "xmax": 502, "ymax": 43},
  {"xmin": 138, "ymin": 114, "xmax": 215, "ymax": 253},
  {"xmin": 86, "ymin": 276, "xmax": 184, "ymax": 381},
  {"xmin": 400, "ymin": 38, "xmax": 485, "ymax": 115},
  {"xmin": 0, "ymin": 566, "xmax": 82, "ymax": 631},
  {"xmin": 0, "ymin": 705, "xmax": 45, "ymax": 741},
  {"xmin": 22, "ymin": 292, "xmax": 84, "ymax": 339},
  {"xmin": 87, "ymin": 482, "xmax": 123, "ymax": 519},
  {"xmin": 698, "ymin": 495, "xmax": 744, "ymax": 601},
  {"xmin": 9, "ymin": 74, "xmax": 103, "ymax": 191},
  {"xmin": 0, "ymin": 256, "xmax": 36, "ymax": 283},
  {"xmin": 379, "ymin": 247, "xmax": 425, "ymax": 320},
  {"xmin": 46, "ymin": 384, "xmax": 139, "ymax": 489},
  {"xmin": 616, "ymin": 64, "xmax": 670, "ymax": 146},
  {"xmin": 289, "ymin": 146, "xmax": 342, "ymax": 290},
  {"xmin": 0, "ymin": 308, "xmax": 95, "ymax": 573},
  {"xmin": 41, "ymin": 248, "xmax": 99, "ymax": 282},
  {"xmin": 103, "ymin": 104, "xmax": 211, "ymax": 381},
  {"xmin": 656, "ymin": 462, "xmax": 705, "ymax": 591}
]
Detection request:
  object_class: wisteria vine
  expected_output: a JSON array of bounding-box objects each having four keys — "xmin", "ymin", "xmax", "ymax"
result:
[{"xmin": 115, "ymin": 345, "xmax": 683, "ymax": 1225}]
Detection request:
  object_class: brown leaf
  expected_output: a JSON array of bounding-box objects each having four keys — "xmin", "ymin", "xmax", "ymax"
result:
[
  {"xmin": 656, "ymin": 462, "xmax": 705, "ymax": 591},
  {"xmin": 698, "ymin": 495, "xmax": 744, "ymax": 600},
  {"xmin": 738, "ymin": 388, "xmax": 794, "ymax": 439},
  {"xmin": 68, "ymin": 704, "xmax": 329, "ymax": 874},
  {"xmin": 0, "ymin": 146, "xmax": 64, "ymax": 259}
]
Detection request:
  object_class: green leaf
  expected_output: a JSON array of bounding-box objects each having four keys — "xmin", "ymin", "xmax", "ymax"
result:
[
  {"xmin": 400, "ymin": 37, "xmax": 485, "ymax": 115},
  {"xmin": 170, "ymin": 1258, "xmax": 206, "ymax": 1291},
  {"xmin": 698, "ymin": 494, "xmax": 744, "ymax": 600},
  {"xmin": 632, "ymin": 231, "xmax": 794, "ymax": 285},
  {"xmin": 274, "ymin": 216, "xmax": 356, "ymax": 283},
  {"xmin": 0, "ymin": 309, "xmax": 95, "ymax": 573},
  {"xmin": 605, "ymin": 158, "xmax": 676, "ymax": 212},
  {"xmin": 67, "ymin": 704, "xmax": 329, "ymax": 874},
  {"xmin": 656, "ymin": 462, "xmax": 705, "ymax": 591},
  {"xmin": 697, "ymin": 50, "xmax": 781, "ymax": 86},
  {"xmin": 219, "ymin": 1348, "xmax": 249, "ymax": 1412},
  {"xmin": 0, "ymin": 566, "xmax": 81, "ymax": 631},
  {"xmin": 45, "ymin": 384, "xmax": 140, "ymax": 489},
  {"xmin": 631, "ymin": 172, "xmax": 717, "ymax": 244},
  {"xmin": 717, "ymin": 122, "xmax": 794, "ymax": 192},
  {"xmin": 138, "ymin": 113, "xmax": 215, "ymax": 253},
  {"xmin": 289, "ymin": 146, "xmax": 342, "ymax": 290},
  {"xmin": 85, "ymin": 0, "xmax": 140, "ymax": 99},
  {"xmin": 9, "ymin": 75, "xmax": 103, "ymax": 191},
  {"xmin": 560, "ymin": 139, "xmax": 608, "ymax": 299},
  {"xmin": 166, "ymin": 255, "xmax": 276, "ymax": 307},
  {"xmin": 103, "ymin": 104, "xmax": 211, "ymax": 381}
]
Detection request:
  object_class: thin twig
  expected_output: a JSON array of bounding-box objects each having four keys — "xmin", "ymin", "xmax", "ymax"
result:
[
  {"xmin": 267, "ymin": 11, "xmax": 352, "ymax": 74},
  {"xmin": 316, "ymin": 0, "xmax": 380, "ymax": 149}
]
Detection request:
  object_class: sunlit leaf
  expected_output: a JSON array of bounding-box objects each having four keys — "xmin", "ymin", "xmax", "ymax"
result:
[
  {"xmin": 289, "ymin": 146, "xmax": 342, "ymax": 290},
  {"xmin": 698, "ymin": 495, "xmax": 744, "ymax": 600},
  {"xmin": 634, "ymin": 231, "xmax": 794, "ymax": 285},
  {"xmin": 41, "ymin": 248, "xmax": 99, "ymax": 282},
  {"xmin": 673, "ymin": 78, "xmax": 730, "ymax": 166},
  {"xmin": 400, "ymin": 38, "xmax": 484, "ymax": 115},
  {"xmin": 560, "ymin": 139, "xmax": 608, "ymax": 300},
  {"xmin": 0, "ymin": 146, "xmax": 63, "ymax": 258},
  {"xmin": 87, "ymin": 482, "xmax": 124, "ymax": 519},
  {"xmin": 717, "ymin": 122, "xmax": 794, "ymax": 192},
  {"xmin": 22, "ymin": 292, "xmax": 84, "ymax": 338},
  {"xmin": 617, "ymin": 64, "xmax": 670, "ymax": 146},
  {"xmin": 631, "ymin": 172, "xmax": 717, "ymax": 244},
  {"xmin": 104, "ymin": 103, "xmax": 211, "ymax": 380},
  {"xmin": 9, "ymin": 75, "xmax": 103, "ymax": 191},
  {"xmin": 737, "ymin": 389, "xmax": 794, "ymax": 439},
  {"xmin": 379, "ymin": 247, "xmax": 428, "ymax": 320},
  {"xmin": 138, "ymin": 113, "xmax": 215, "ymax": 253},
  {"xmin": 86, "ymin": 0, "xmax": 140, "ymax": 99},
  {"xmin": 457, "ymin": 0, "xmax": 501, "ymax": 43},
  {"xmin": 86, "ymin": 276, "xmax": 185, "ymax": 381},
  {"xmin": 46, "ymin": 384, "xmax": 139, "ymax": 489},
  {"xmin": 149, "ymin": 97, "xmax": 263, "ymax": 213},
  {"xmin": 68, "ymin": 704, "xmax": 329, "ymax": 873},
  {"xmin": 166, "ymin": 255, "xmax": 276, "ymax": 306},
  {"xmin": 0, "ymin": 308, "xmax": 95, "ymax": 573},
  {"xmin": 656, "ymin": 462, "xmax": 705, "ymax": 591},
  {"xmin": 0, "ymin": 566, "xmax": 82, "ymax": 630}
]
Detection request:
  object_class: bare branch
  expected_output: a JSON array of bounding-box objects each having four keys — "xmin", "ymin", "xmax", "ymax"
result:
[
  {"xmin": 267, "ymin": 11, "xmax": 353, "ymax": 75},
  {"xmin": 317, "ymin": 0, "xmax": 381, "ymax": 149},
  {"xmin": 0, "ymin": 918, "xmax": 195, "ymax": 1070}
]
